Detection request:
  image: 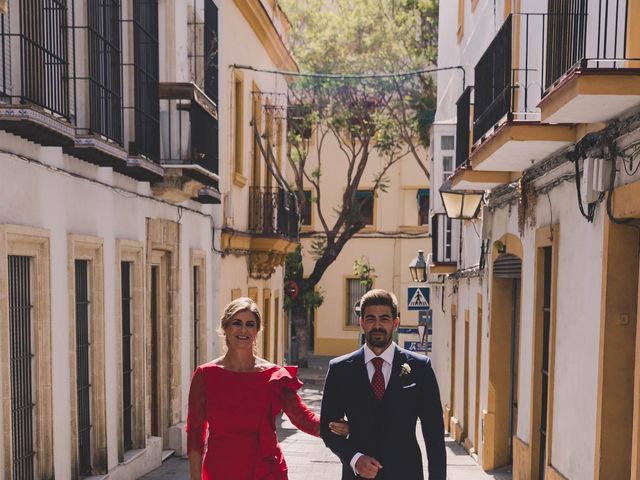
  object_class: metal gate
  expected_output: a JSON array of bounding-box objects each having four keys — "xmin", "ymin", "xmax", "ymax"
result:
[
  {"xmin": 9, "ymin": 255, "xmax": 35, "ymax": 480},
  {"xmin": 75, "ymin": 259, "xmax": 92, "ymax": 476}
]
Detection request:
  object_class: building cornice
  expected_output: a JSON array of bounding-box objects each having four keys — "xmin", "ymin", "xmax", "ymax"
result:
[{"xmin": 233, "ymin": 0, "xmax": 299, "ymax": 73}]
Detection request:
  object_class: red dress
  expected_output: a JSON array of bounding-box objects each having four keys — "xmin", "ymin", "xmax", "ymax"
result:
[{"xmin": 186, "ymin": 363, "xmax": 320, "ymax": 480}]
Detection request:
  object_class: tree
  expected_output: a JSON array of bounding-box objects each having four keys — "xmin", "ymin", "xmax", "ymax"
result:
[{"xmin": 273, "ymin": 0, "xmax": 438, "ymax": 365}]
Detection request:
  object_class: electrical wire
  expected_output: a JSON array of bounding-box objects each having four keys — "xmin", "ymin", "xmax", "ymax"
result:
[{"xmin": 231, "ymin": 64, "xmax": 466, "ymax": 87}]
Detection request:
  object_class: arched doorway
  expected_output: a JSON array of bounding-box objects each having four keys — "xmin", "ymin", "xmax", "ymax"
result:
[{"xmin": 484, "ymin": 244, "xmax": 522, "ymax": 471}]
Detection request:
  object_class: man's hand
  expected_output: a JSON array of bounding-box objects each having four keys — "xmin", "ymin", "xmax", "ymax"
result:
[{"xmin": 355, "ymin": 455, "xmax": 383, "ymax": 479}]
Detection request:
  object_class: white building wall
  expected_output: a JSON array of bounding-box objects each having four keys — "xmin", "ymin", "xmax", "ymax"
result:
[{"xmin": 0, "ymin": 145, "xmax": 218, "ymax": 477}]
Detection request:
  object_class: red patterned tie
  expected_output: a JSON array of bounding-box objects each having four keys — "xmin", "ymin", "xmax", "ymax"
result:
[{"xmin": 371, "ymin": 357, "xmax": 385, "ymax": 400}]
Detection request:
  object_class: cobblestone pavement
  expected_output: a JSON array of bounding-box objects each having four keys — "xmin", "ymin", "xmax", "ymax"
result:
[{"xmin": 141, "ymin": 380, "xmax": 512, "ymax": 480}]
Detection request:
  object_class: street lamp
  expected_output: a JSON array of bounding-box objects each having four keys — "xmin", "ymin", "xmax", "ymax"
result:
[
  {"xmin": 409, "ymin": 250, "xmax": 427, "ymax": 283},
  {"xmin": 439, "ymin": 189, "xmax": 484, "ymax": 220}
]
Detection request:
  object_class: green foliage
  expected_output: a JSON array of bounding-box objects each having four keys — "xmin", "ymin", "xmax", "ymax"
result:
[
  {"xmin": 283, "ymin": 244, "xmax": 325, "ymax": 311},
  {"xmin": 353, "ymin": 256, "xmax": 376, "ymax": 289},
  {"xmin": 309, "ymin": 238, "xmax": 327, "ymax": 261},
  {"xmin": 280, "ymin": 0, "xmax": 438, "ymax": 75}
]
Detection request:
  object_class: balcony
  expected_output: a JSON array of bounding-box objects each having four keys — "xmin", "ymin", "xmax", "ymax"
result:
[
  {"xmin": 63, "ymin": 0, "xmax": 129, "ymax": 169},
  {"xmin": 245, "ymin": 187, "xmax": 299, "ymax": 278},
  {"xmin": 469, "ymin": 14, "xmax": 575, "ymax": 173},
  {"xmin": 151, "ymin": 82, "xmax": 220, "ymax": 204},
  {"xmin": 539, "ymin": 0, "xmax": 640, "ymax": 124},
  {"xmin": 450, "ymin": 86, "xmax": 512, "ymax": 191},
  {"xmin": 0, "ymin": 1, "xmax": 76, "ymax": 146}
]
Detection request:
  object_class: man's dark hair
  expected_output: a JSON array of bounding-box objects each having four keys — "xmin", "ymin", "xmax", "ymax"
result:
[{"xmin": 360, "ymin": 289, "xmax": 399, "ymax": 319}]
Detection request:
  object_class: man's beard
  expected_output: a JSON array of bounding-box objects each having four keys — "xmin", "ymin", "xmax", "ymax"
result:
[{"xmin": 366, "ymin": 328, "xmax": 391, "ymax": 348}]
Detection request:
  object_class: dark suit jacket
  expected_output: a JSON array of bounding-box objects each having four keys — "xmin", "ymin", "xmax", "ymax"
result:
[{"xmin": 320, "ymin": 345, "xmax": 446, "ymax": 480}]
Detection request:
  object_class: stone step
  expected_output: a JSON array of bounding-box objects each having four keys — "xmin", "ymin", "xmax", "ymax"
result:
[
  {"xmin": 161, "ymin": 450, "xmax": 174, "ymax": 462},
  {"xmin": 306, "ymin": 354, "xmax": 334, "ymax": 370}
]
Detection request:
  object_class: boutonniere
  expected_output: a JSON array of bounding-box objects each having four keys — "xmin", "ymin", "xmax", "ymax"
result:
[{"xmin": 400, "ymin": 363, "xmax": 411, "ymax": 377}]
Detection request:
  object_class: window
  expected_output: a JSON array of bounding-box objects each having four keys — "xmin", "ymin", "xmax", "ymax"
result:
[
  {"xmin": 75, "ymin": 259, "xmax": 92, "ymax": 476},
  {"xmin": 445, "ymin": 216, "xmax": 453, "ymax": 260},
  {"xmin": 117, "ymin": 240, "xmax": 144, "ymax": 459},
  {"xmin": 234, "ymin": 74, "xmax": 244, "ymax": 178},
  {"xmin": 8, "ymin": 256, "xmax": 35, "ymax": 479},
  {"xmin": 346, "ymin": 278, "xmax": 369, "ymax": 327},
  {"xmin": 19, "ymin": 0, "xmax": 70, "ymax": 118},
  {"xmin": 121, "ymin": 261, "xmax": 133, "ymax": 453},
  {"xmin": 191, "ymin": 252, "xmax": 207, "ymax": 371},
  {"xmin": 132, "ymin": 0, "xmax": 160, "ymax": 160},
  {"xmin": 0, "ymin": 227, "xmax": 54, "ymax": 479},
  {"xmin": 87, "ymin": 0, "xmax": 123, "ymax": 143},
  {"xmin": 193, "ymin": 265, "xmax": 201, "ymax": 371},
  {"xmin": 301, "ymin": 190, "xmax": 312, "ymax": 226},
  {"xmin": 443, "ymin": 155, "xmax": 454, "ymax": 183},
  {"xmin": 356, "ymin": 190, "xmax": 374, "ymax": 226},
  {"xmin": 69, "ymin": 236, "xmax": 106, "ymax": 476},
  {"xmin": 441, "ymin": 135, "xmax": 455, "ymax": 151},
  {"xmin": 417, "ymin": 189, "xmax": 430, "ymax": 225},
  {"xmin": 251, "ymin": 86, "xmax": 262, "ymax": 186}
]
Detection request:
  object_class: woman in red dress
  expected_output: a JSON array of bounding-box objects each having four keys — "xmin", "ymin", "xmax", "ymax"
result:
[{"xmin": 186, "ymin": 297, "xmax": 347, "ymax": 480}]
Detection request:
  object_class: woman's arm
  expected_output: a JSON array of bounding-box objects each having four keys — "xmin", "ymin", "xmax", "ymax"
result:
[
  {"xmin": 186, "ymin": 368, "xmax": 207, "ymax": 479},
  {"xmin": 188, "ymin": 451, "xmax": 203, "ymax": 480},
  {"xmin": 282, "ymin": 388, "xmax": 320, "ymax": 436},
  {"xmin": 281, "ymin": 389, "xmax": 350, "ymax": 437}
]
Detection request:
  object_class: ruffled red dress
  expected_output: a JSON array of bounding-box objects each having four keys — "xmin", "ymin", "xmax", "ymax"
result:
[{"xmin": 186, "ymin": 364, "xmax": 319, "ymax": 480}]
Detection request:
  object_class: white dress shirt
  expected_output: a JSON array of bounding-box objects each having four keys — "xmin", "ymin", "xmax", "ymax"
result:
[{"xmin": 350, "ymin": 342, "xmax": 397, "ymax": 475}]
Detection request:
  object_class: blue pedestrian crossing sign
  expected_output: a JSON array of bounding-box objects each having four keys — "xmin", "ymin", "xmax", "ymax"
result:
[{"xmin": 407, "ymin": 287, "xmax": 430, "ymax": 311}]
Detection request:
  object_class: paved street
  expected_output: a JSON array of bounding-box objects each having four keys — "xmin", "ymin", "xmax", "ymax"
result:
[{"xmin": 141, "ymin": 375, "xmax": 511, "ymax": 480}]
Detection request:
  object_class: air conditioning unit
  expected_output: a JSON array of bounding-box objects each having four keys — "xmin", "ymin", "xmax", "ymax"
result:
[{"xmin": 582, "ymin": 157, "xmax": 612, "ymax": 204}]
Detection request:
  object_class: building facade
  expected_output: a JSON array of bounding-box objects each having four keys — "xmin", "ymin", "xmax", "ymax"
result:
[
  {"xmin": 295, "ymin": 132, "xmax": 432, "ymax": 358},
  {"xmin": 0, "ymin": 0, "xmax": 295, "ymax": 478},
  {"xmin": 430, "ymin": 1, "xmax": 640, "ymax": 479},
  {"xmin": 217, "ymin": 0, "xmax": 299, "ymax": 366}
]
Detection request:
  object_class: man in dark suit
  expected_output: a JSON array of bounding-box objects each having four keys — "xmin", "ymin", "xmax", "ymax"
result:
[{"xmin": 320, "ymin": 289, "xmax": 446, "ymax": 479}]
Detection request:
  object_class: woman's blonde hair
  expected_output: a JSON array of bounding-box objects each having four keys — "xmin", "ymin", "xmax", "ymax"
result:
[{"xmin": 219, "ymin": 297, "xmax": 262, "ymax": 334}]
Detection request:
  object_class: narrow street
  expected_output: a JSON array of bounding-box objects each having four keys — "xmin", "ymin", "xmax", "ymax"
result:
[{"xmin": 141, "ymin": 373, "xmax": 512, "ymax": 480}]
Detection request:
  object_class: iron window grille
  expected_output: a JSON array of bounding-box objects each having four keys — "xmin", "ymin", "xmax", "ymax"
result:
[
  {"xmin": 346, "ymin": 278, "xmax": 369, "ymax": 326},
  {"xmin": 75, "ymin": 259, "xmax": 92, "ymax": 477},
  {"xmin": 121, "ymin": 261, "xmax": 133, "ymax": 452},
  {"xmin": 0, "ymin": 6, "xmax": 10, "ymax": 97},
  {"xmin": 131, "ymin": 0, "xmax": 160, "ymax": 161},
  {"xmin": 417, "ymin": 189, "xmax": 430, "ymax": 225},
  {"xmin": 8, "ymin": 255, "xmax": 35, "ymax": 480},
  {"xmin": 81, "ymin": 0, "xmax": 124, "ymax": 143},
  {"xmin": 193, "ymin": 265, "xmax": 200, "ymax": 372},
  {"xmin": 248, "ymin": 186, "xmax": 300, "ymax": 239},
  {"xmin": 0, "ymin": 0, "xmax": 71, "ymax": 118}
]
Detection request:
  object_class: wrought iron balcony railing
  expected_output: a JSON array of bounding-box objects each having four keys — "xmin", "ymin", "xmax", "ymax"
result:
[
  {"xmin": 0, "ymin": 0, "xmax": 71, "ymax": 119},
  {"xmin": 455, "ymin": 87, "xmax": 473, "ymax": 169},
  {"xmin": 544, "ymin": 0, "xmax": 635, "ymax": 90},
  {"xmin": 474, "ymin": 2, "xmax": 635, "ymax": 143},
  {"xmin": 249, "ymin": 187, "xmax": 300, "ymax": 240},
  {"xmin": 159, "ymin": 82, "xmax": 219, "ymax": 189}
]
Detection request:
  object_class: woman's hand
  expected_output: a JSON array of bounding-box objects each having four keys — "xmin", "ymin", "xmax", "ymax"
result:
[{"xmin": 329, "ymin": 418, "xmax": 349, "ymax": 436}]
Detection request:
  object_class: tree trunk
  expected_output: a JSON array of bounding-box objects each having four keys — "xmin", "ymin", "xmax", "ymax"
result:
[{"xmin": 292, "ymin": 307, "xmax": 309, "ymax": 368}]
